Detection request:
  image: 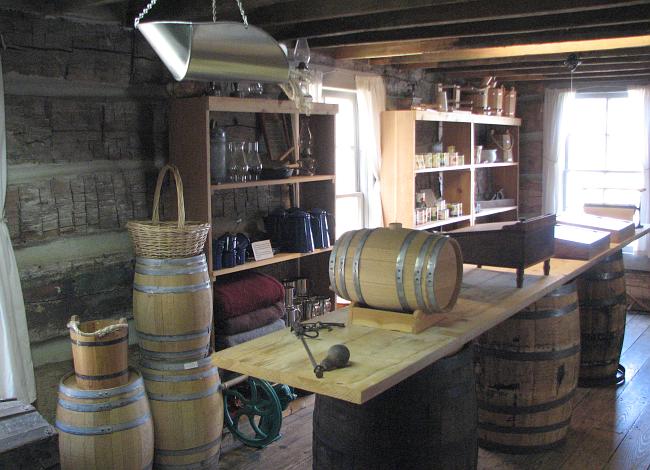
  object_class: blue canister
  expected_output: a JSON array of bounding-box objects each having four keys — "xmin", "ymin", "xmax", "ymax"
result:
[
  {"xmin": 309, "ymin": 208, "xmax": 330, "ymax": 249},
  {"xmin": 286, "ymin": 208, "xmax": 314, "ymax": 253}
]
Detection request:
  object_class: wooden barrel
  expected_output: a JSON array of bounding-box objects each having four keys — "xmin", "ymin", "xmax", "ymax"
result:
[
  {"xmin": 313, "ymin": 343, "xmax": 477, "ymax": 470},
  {"xmin": 133, "ymin": 254, "xmax": 212, "ymax": 361},
  {"xmin": 56, "ymin": 368, "xmax": 154, "ymax": 470},
  {"xmin": 140, "ymin": 355, "xmax": 223, "ymax": 469},
  {"xmin": 329, "ymin": 225, "xmax": 463, "ymax": 313},
  {"xmin": 475, "ymin": 282, "xmax": 581, "ymax": 453},
  {"xmin": 577, "ymin": 249, "xmax": 628, "ymax": 386},
  {"xmin": 68, "ymin": 316, "xmax": 129, "ymax": 390}
]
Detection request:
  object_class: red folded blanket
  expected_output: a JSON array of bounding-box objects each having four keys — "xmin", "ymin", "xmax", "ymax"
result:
[
  {"xmin": 216, "ymin": 302, "xmax": 285, "ymax": 335},
  {"xmin": 214, "ymin": 272, "xmax": 285, "ymax": 318}
]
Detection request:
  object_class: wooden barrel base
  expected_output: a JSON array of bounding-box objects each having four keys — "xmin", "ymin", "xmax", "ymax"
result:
[
  {"xmin": 578, "ymin": 364, "xmax": 626, "ymax": 388},
  {"xmin": 478, "ymin": 437, "xmax": 567, "ymax": 455},
  {"xmin": 313, "ymin": 343, "xmax": 477, "ymax": 470}
]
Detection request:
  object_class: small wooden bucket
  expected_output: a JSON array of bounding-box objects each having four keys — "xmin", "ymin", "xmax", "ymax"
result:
[{"xmin": 68, "ymin": 316, "xmax": 129, "ymax": 390}]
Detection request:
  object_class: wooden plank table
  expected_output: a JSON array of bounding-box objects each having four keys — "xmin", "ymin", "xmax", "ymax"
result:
[{"xmin": 213, "ymin": 227, "xmax": 650, "ymax": 405}]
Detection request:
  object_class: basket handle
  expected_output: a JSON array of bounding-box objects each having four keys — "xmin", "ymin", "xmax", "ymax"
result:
[{"xmin": 151, "ymin": 164, "xmax": 186, "ymax": 228}]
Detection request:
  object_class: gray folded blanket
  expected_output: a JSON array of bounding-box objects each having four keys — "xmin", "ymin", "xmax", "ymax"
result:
[{"xmin": 215, "ymin": 318, "xmax": 286, "ymax": 350}]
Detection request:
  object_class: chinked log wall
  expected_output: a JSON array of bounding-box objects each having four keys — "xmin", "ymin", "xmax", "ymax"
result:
[{"xmin": 2, "ymin": 8, "xmax": 432, "ymax": 362}]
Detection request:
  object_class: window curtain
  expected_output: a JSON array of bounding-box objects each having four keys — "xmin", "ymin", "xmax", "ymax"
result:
[
  {"xmin": 355, "ymin": 76, "xmax": 386, "ymax": 228},
  {"xmin": 0, "ymin": 57, "xmax": 36, "ymax": 403},
  {"xmin": 628, "ymin": 86, "xmax": 650, "ymax": 256},
  {"xmin": 542, "ymin": 89, "xmax": 575, "ymax": 214}
]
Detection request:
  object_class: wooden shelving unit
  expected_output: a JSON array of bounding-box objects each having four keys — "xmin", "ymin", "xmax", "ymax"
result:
[
  {"xmin": 169, "ymin": 96, "xmax": 337, "ymax": 296},
  {"xmin": 380, "ymin": 109, "xmax": 521, "ymax": 231}
]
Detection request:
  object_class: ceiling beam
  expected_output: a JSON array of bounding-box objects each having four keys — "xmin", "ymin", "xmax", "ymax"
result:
[
  {"xmin": 309, "ymin": 5, "xmax": 650, "ymax": 48},
  {"xmin": 43, "ymin": 0, "xmax": 124, "ymax": 14},
  {"xmin": 267, "ymin": 0, "xmax": 650, "ymax": 41},
  {"xmin": 442, "ymin": 63, "xmax": 650, "ymax": 79},
  {"xmin": 498, "ymin": 70, "xmax": 650, "ymax": 82}
]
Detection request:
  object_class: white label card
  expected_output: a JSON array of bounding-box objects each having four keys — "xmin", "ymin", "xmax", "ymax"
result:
[{"xmin": 252, "ymin": 240, "xmax": 274, "ymax": 261}]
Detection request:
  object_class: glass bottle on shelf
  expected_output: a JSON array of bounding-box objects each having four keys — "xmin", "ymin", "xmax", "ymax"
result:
[
  {"xmin": 299, "ymin": 117, "xmax": 316, "ymax": 175},
  {"xmin": 227, "ymin": 141, "xmax": 249, "ymax": 182},
  {"xmin": 246, "ymin": 141, "xmax": 263, "ymax": 181}
]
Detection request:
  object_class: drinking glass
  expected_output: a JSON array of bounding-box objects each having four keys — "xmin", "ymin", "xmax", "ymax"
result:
[
  {"xmin": 246, "ymin": 141, "xmax": 263, "ymax": 181},
  {"xmin": 227, "ymin": 141, "xmax": 248, "ymax": 182}
]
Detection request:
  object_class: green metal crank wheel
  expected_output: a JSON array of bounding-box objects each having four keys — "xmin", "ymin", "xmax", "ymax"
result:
[{"xmin": 223, "ymin": 377, "xmax": 283, "ymax": 448}]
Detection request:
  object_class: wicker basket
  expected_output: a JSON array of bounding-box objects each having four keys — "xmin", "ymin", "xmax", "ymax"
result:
[{"xmin": 127, "ymin": 164, "xmax": 210, "ymax": 258}]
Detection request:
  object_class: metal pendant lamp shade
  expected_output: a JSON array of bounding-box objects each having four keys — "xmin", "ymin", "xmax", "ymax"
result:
[{"xmin": 136, "ymin": 21, "xmax": 289, "ymax": 83}]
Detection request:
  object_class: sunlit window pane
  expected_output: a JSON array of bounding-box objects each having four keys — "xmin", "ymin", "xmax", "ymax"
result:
[{"xmin": 335, "ymin": 195, "xmax": 363, "ymax": 239}]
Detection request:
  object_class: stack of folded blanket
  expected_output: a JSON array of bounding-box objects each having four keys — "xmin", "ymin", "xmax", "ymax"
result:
[{"xmin": 213, "ymin": 272, "xmax": 287, "ymax": 350}]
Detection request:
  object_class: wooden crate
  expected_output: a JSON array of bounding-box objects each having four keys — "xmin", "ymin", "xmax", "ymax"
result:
[{"xmin": 0, "ymin": 399, "xmax": 58, "ymax": 470}]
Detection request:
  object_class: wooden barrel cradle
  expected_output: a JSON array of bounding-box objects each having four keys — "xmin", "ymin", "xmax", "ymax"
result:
[
  {"xmin": 329, "ymin": 225, "xmax": 463, "ymax": 313},
  {"xmin": 313, "ymin": 343, "xmax": 477, "ymax": 470},
  {"xmin": 56, "ymin": 368, "xmax": 154, "ymax": 470},
  {"xmin": 475, "ymin": 281, "xmax": 581, "ymax": 453},
  {"xmin": 133, "ymin": 254, "xmax": 212, "ymax": 362},
  {"xmin": 68, "ymin": 316, "xmax": 129, "ymax": 390},
  {"xmin": 140, "ymin": 355, "xmax": 223, "ymax": 469},
  {"xmin": 577, "ymin": 249, "xmax": 628, "ymax": 386}
]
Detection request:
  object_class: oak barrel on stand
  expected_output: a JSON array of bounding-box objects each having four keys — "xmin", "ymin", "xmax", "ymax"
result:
[
  {"xmin": 313, "ymin": 343, "xmax": 477, "ymax": 470},
  {"xmin": 475, "ymin": 282, "xmax": 581, "ymax": 453},
  {"xmin": 577, "ymin": 249, "xmax": 628, "ymax": 386}
]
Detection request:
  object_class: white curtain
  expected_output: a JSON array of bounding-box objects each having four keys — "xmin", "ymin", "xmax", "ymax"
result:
[
  {"xmin": 542, "ymin": 88, "xmax": 575, "ymax": 214},
  {"xmin": 0, "ymin": 57, "xmax": 36, "ymax": 403},
  {"xmin": 355, "ymin": 76, "xmax": 386, "ymax": 228},
  {"xmin": 308, "ymin": 69, "xmax": 323, "ymax": 103},
  {"xmin": 628, "ymin": 86, "xmax": 650, "ymax": 256}
]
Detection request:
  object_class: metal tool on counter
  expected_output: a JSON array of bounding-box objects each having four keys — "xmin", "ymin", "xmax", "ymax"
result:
[{"xmin": 292, "ymin": 322, "xmax": 349, "ymax": 379}]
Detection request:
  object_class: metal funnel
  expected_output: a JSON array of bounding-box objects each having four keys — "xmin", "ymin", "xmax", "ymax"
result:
[{"xmin": 136, "ymin": 21, "xmax": 289, "ymax": 83}]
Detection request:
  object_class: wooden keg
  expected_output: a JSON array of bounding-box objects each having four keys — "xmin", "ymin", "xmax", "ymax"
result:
[
  {"xmin": 68, "ymin": 316, "xmax": 129, "ymax": 390},
  {"xmin": 475, "ymin": 282, "xmax": 581, "ymax": 453},
  {"xmin": 56, "ymin": 368, "xmax": 154, "ymax": 470},
  {"xmin": 329, "ymin": 225, "xmax": 463, "ymax": 313},
  {"xmin": 313, "ymin": 343, "xmax": 477, "ymax": 470},
  {"xmin": 133, "ymin": 254, "xmax": 212, "ymax": 361},
  {"xmin": 577, "ymin": 249, "xmax": 628, "ymax": 386},
  {"xmin": 140, "ymin": 355, "xmax": 223, "ymax": 469}
]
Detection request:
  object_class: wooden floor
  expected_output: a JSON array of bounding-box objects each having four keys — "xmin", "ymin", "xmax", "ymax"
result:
[{"xmin": 219, "ymin": 311, "xmax": 650, "ymax": 470}]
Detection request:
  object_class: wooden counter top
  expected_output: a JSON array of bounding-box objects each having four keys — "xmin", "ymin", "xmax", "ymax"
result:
[{"xmin": 213, "ymin": 227, "xmax": 650, "ymax": 404}]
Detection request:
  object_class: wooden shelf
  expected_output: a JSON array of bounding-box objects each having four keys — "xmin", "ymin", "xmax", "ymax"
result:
[
  {"xmin": 474, "ymin": 162, "xmax": 518, "ymax": 169},
  {"xmin": 211, "ymin": 175, "xmax": 335, "ymax": 191},
  {"xmin": 415, "ymin": 164, "xmax": 472, "ymax": 173},
  {"xmin": 206, "ymin": 96, "xmax": 338, "ymax": 115},
  {"xmin": 415, "ymin": 215, "xmax": 472, "ymax": 230},
  {"xmin": 474, "ymin": 206, "xmax": 518, "ymax": 218},
  {"xmin": 414, "ymin": 109, "xmax": 521, "ymax": 126},
  {"xmin": 212, "ymin": 247, "xmax": 333, "ymax": 278}
]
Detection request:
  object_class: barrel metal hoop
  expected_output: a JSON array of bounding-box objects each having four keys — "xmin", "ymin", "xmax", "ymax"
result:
[
  {"xmin": 70, "ymin": 335, "xmax": 128, "ymax": 347},
  {"xmin": 136, "ymin": 327, "xmax": 211, "ymax": 343},
  {"xmin": 154, "ymin": 450, "xmax": 221, "ymax": 469},
  {"xmin": 56, "ymin": 412, "xmax": 151, "ymax": 436},
  {"xmin": 335, "ymin": 231, "xmax": 356, "ymax": 300},
  {"xmin": 478, "ymin": 389, "xmax": 576, "ymax": 415},
  {"xmin": 75, "ymin": 369, "xmax": 129, "ymax": 381},
  {"xmin": 423, "ymin": 237, "xmax": 448, "ymax": 312},
  {"xmin": 58, "ymin": 389, "xmax": 146, "ymax": 412},
  {"xmin": 135, "ymin": 265, "xmax": 208, "ymax": 276},
  {"xmin": 545, "ymin": 282, "xmax": 577, "ymax": 297},
  {"xmin": 134, "ymin": 281, "xmax": 211, "ymax": 294},
  {"xmin": 328, "ymin": 242, "xmax": 338, "ymax": 292},
  {"xmin": 579, "ymin": 293, "xmax": 627, "ymax": 309},
  {"xmin": 396, "ymin": 230, "xmax": 420, "ymax": 311},
  {"xmin": 581, "ymin": 358, "xmax": 619, "ymax": 367},
  {"xmin": 139, "ymin": 345, "xmax": 209, "ymax": 361},
  {"xmin": 139, "ymin": 356, "xmax": 213, "ymax": 371},
  {"xmin": 142, "ymin": 367, "xmax": 218, "ymax": 383},
  {"xmin": 352, "ymin": 229, "xmax": 373, "ymax": 304},
  {"xmin": 413, "ymin": 235, "xmax": 438, "ymax": 312},
  {"xmin": 136, "ymin": 254, "xmax": 206, "ymax": 266},
  {"xmin": 59, "ymin": 371, "xmax": 143, "ymax": 399},
  {"xmin": 478, "ymin": 417, "xmax": 571, "ymax": 435},
  {"xmin": 476, "ymin": 344, "xmax": 581, "ymax": 361},
  {"xmin": 154, "ymin": 436, "xmax": 222, "ymax": 457},
  {"xmin": 514, "ymin": 301, "xmax": 578, "ymax": 320},
  {"xmin": 146, "ymin": 383, "xmax": 221, "ymax": 402},
  {"xmin": 582, "ymin": 271, "xmax": 625, "ymax": 281}
]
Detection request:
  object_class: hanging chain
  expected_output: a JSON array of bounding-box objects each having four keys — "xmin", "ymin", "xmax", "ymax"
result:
[
  {"xmin": 212, "ymin": 0, "xmax": 217, "ymax": 23},
  {"xmin": 134, "ymin": 0, "xmax": 158, "ymax": 27},
  {"xmin": 235, "ymin": 0, "xmax": 248, "ymax": 27}
]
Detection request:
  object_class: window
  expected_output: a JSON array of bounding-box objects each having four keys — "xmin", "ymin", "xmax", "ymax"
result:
[
  {"xmin": 563, "ymin": 92, "xmax": 644, "ymax": 214},
  {"xmin": 323, "ymin": 89, "xmax": 365, "ymax": 238}
]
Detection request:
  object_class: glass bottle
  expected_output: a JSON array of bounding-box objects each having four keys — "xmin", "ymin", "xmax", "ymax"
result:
[
  {"xmin": 246, "ymin": 141, "xmax": 263, "ymax": 181},
  {"xmin": 227, "ymin": 141, "xmax": 249, "ymax": 182}
]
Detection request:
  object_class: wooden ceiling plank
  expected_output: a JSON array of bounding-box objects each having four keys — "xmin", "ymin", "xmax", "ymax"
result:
[
  {"xmin": 269, "ymin": 0, "xmax": 649, "ymax": 41},
  {"xmin": 439, "ymin": 61, "xmax": 650, "ymax": 78},
  {"xmin": 498, "ymin": 70, "xmax": 650, "ymax": 81},
  {"xmin": 309, "ymin": 5, "xmax": 650, "ymax": 48}
]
